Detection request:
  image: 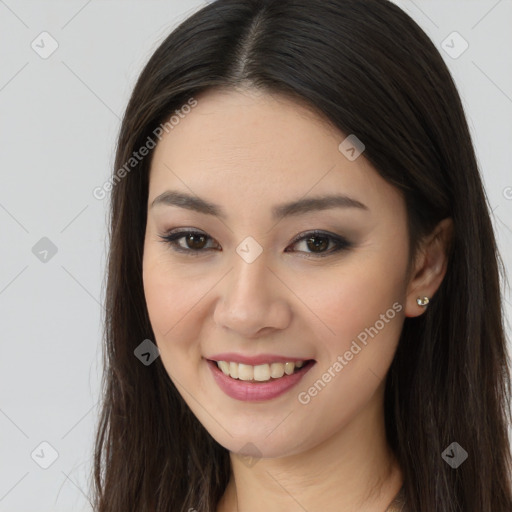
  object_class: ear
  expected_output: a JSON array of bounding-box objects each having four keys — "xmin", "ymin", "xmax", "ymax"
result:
[{"xmin": 404, "ymin": 217, "xmax": 453, "ymax": 318}]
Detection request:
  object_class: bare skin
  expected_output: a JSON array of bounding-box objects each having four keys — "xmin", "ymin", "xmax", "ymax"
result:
[{"xmin": 142, "ymin": 87, "xmax": 452, "ymax": 512}]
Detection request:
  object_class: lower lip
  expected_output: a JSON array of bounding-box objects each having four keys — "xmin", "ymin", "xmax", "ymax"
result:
[{"xmin": 206, "ymin": 359, "xmax": 316, "ymax": 402}]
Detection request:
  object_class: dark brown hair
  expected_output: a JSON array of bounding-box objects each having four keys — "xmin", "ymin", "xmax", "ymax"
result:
[{"xmin": 90, "ymin": 1, "xmax": 512, "ymax": 510}]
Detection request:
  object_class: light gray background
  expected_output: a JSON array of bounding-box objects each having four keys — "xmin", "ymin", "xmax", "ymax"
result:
[{"xmin": 0, "ymin": 1, "xmax": 511, "ymax": 510}]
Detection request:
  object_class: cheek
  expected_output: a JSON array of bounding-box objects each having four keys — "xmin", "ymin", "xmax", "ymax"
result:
[
  {"xmin": 290, "ymin": 265, "xmax": 405, "ymax": 436},
  {"xmin": 142, "ymin": 249, "xmax": 201, "ymax": 352},
  {"xmin": 142, "ymin": 261, "xmax": 179, "ymax": 340},
  {"xmin": 296, "ymin": 263, "xmax": 405, "ymax": 342},
  {"xmin": 291, "ymin": 243, "xmax": 408, "ymax": 374},
  {"xmin": 142, "ymin": 266, "xmax": 202, "ymax": 390}
]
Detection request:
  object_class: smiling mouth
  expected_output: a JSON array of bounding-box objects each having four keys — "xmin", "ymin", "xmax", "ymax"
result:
[{"xmin": 208, "ymin": 359, "xmax": 316, "ymax": 382}]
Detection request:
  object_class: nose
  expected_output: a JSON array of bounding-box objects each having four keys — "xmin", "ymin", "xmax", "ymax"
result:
[{"xmin": 213, "ymin": 249, "xmax": 292, "ymax": 338}]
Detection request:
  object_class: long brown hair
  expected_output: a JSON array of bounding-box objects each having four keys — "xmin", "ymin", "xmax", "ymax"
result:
[{"xmin": 91, "ymin": 1, "xmax": 512, "ymax": 510}]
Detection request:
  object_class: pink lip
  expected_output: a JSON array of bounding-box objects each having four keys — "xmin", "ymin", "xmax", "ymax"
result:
[
  {"xmin": 207, "ymin": 352, "xmax": 310, "ymax": 365},
  {"xmin": 206, "ymin": 359, "xmax": 316, "ymax": 402}
]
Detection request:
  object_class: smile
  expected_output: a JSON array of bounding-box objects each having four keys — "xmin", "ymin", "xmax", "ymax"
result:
[
  {"xmin": 206, "ymin": 359, "xmax": 316, "ymax": 401},
  {"xmin": 215, "ymin": 360, "xmax": 307, "ymax": 381}
]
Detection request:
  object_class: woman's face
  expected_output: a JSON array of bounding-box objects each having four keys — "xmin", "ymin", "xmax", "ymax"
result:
[{"xmin": 143, "ymin": 88, "xmax": 412, "ymax": 458}]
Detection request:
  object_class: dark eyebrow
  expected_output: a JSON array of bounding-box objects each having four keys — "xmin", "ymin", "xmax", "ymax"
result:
[{"xmin": 150, "ymin": 190, "xmax": 369, "ymax": 220}]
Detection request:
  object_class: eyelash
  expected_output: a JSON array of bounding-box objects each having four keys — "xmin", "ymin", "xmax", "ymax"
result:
[{"xmin": 158, "ymin": 229, "xmax": 352, "ymax": 259}]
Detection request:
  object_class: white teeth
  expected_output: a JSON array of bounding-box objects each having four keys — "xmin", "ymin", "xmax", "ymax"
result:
[
  {"xmin": 284, "ymin": 362, "xmax": 295, "ymax": 375},
  {"xmin": 229, "ymin": 361, "xmax": 239, "ymax": 379},
  {"xmin": 270, "ymin": 362, "xmax": 285, "ymax": 379},
  {"xmin": 218, "ymin": 361, "xmax": 230, "ymax": 375},
  {"xmin": 215, "ymin": 360, "xmax": 308, "ymax": 381},
  {"xmin": 253, "ymin": 364, "xmax": 270, "ymax": 381},
  {"xmin": 238, "ymin": 364, "xmax": 253, "ymax": 381}
]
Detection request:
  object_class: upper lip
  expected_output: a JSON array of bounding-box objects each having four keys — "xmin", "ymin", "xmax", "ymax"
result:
[{"xmin": 206, "ymin": 353, "xmax": 314, "ymax": 365}]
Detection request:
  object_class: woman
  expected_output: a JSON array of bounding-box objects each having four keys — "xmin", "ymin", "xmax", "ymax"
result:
[{"xmin": 91, "ymin": 1, "xmax": 512, "ymax": 511}]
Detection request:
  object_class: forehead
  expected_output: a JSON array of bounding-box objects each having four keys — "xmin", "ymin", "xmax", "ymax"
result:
[{"xmin": 147, "ymin": 88, "xmax": 403, "ymax": 216}]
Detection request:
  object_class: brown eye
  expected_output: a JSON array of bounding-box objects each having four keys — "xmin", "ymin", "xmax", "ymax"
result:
[
  {"xmin": 159, "ymin": 230, "xmax": 219, "ymax": 256},
  {"xmin": 304, "ymin": 235, "xmax": 330, "ymax": 253},
  {"xmin": 183, "ymin": 233, "xmax": 208, "ymax": 250},
  {"xmin": 286, "ymin": 230, "xmax": 352, "ymax": 258}
]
